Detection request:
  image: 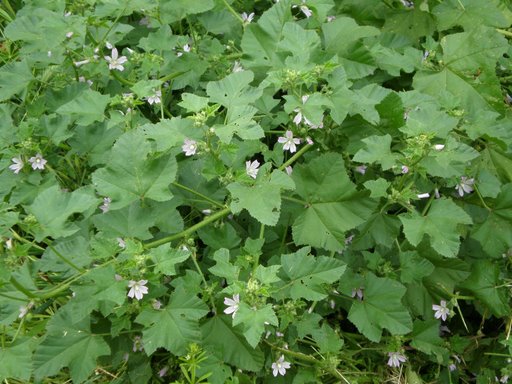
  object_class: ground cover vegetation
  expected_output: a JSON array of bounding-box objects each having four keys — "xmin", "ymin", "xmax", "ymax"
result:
[{"xmin": 0, "ymin": 0, "xmax": 512, "ymax": 382}]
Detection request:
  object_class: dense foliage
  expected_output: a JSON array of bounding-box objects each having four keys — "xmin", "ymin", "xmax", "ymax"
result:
[{"xmin": 1, "ymin": 0, "xmax": 512, "ymax": 382}]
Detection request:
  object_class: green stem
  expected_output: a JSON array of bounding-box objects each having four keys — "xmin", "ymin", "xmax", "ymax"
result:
[
  {"xmin": 159, "ymin": 70, "xmax": 188, "ymax": 83},
  {"xmin": 9, "ymin": 277, "xmax": 38, "ymax": 298},
  {"xmin": 172, "ymin": 182, "xmax": 224, "ymax": 208},
  {"xmin": 191, "ymin": 251, "xmax": 217, "ymax": 314},
  {"xmin": 279, "ymin": 144, "xmax": 312, "ymax": 171},
  {"xmin": 220, "ymin": 0, "xmax": 244, "ymax": 24},
  {"xmin": 111, "ymin": 70, "xmax": 134, "ymax": 86},
  {"xmin": 144, "ymin": 207, "xmax": 231, "ymax": 249},
  {"xmin": 420, "ymin": 194, "xmax": 434, "ymax": 216},
  {"xmin": 282, "ymin": 195, "xmax": 308, "ymax": 206},
  {"xmin": 473, "ymin": 185, "xmax": 491, "ymax": 211},
  {"xmin": 496, "ymin": 28, "xmax": 512, "ymax": 37},
  {"xmin": 45, "ymin": 243, "xmax": 84, "ymax": 273},
  {"xmin": 9, "ymin": 229, "xmax": 45, "ymax": 251}
]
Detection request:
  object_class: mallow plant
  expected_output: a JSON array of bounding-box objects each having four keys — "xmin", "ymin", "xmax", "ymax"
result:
[{"xmin": 0, "ymin": 0, "xmax": 511, "ymax": 383}]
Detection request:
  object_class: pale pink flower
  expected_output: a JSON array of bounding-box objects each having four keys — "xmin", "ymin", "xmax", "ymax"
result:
[
  {"xmin": 455, "ymin": 176, "xmax": 474, "ymax": 197},
  {"xmin": 182, "ymin": 139, "xmax": 197, "ymax": 156},
  {"xmin": 351, "ymin": 287, "xmax": 364, "ymax": 300},
  {"xmin": 432, "ymin": 300, "xmax": 450, "ymax": 321},
  {"xmin": 105, "ymin": 48, "xmax": 128, "ymax": 71},
  {"xmin": 401, "ymin": 165, "xmax": 409, "ymax": 174},
  {"xmin": 246, "ymin": 160, "xmax": 260, "ymax": 179},
  {"xmin": 9, "ymin": 157, "xmax": 24, "ymax": 174},
  {"xmin": 278, "ymin": 131, "xmax": 301, "ymax": 153},
  {"xmin": 127, "ymin": 280, "xmax": 148, "ymax": 300},
  {"xmin": 272, "ymin": 355, "xmax": 291, "ymax": 376},
  {"xmin": 100, "ymin": 197, "xmax": 111, "ymax": 213},
  {"xmin": 223, "ymin": 294, "xmax": 240, "ymax": 318},
  {"xmin": 355, "ymin": 165, "xmax": 367, "ymax": 175},
  {"xmin": 28, "ymin": 153, "xmax": 47, "ymax": 170},
  {"xmin": 387, "ymin": 352, "xmax": 407, "ymax": 368},
  {"xmin": 300, "ymin": 5, "xmax": 313, "ymax": 18},
  {"xmin": 146, "ymin": 89, "xmax": 161, "ymax": 105},
  {"xmin": 241, "ymin": 12, "xmax": 255, "ymax": 23}
]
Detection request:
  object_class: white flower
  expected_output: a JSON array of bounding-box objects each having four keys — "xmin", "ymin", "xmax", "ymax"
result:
[
  {"xmin": 100, "ymin": 197, "xmax": 111, "ymax": 213},
  {"xmin": 105, "ymin": 41, "xmax": 113, "ymax": 50},
  {"xmin": 182, "ymin": 139, "xmax": 197, "ymax": 156},
  {"xmin": 146, "ymin": 89, "xmax": 161, "ymax": 105},
  {"xmin": 47, "ymin": 51, "xmax": 52, "ymax": 57},
  {"xmin": 433, "ymin": 144, "xmax": 445, "ymax": 151},
  {"xmin": 18, "ymin": 302, "xmax": 34, "ymax": 318},
  {"xmin": 434, "ymin": 188, "xmax": 441, "ymax": 199},
  {"xmin": 417, "ymin": 193, "xmax": 430, "ymax": 199},
  {"xmin": 28, "ymin": 153, "xmax": 47, "ymax": 170},
  {"xmin": 66, "ymin": 31, "xmax": 73, "ymax": 38},
  {"xmin": 285, "ymin": 166, "xmax": 293, "ymax": 175},
  {"xmin": 387, "ymin": 352, "xmax": 407, "ymax": 368},
  {"xmin": 401, "ymin": 165, "xmax": 409, "ymax": 174},
  {"xmin": 183, "ymin": 44, "xmax": 191, "ymax": 52},
  {"xmin": 127, "ymin": 280, "xmax": 149, "ymax": 300},
  {"xmin": 300, "ymin": 5, "xmax": 313, "ymax": 18},
  {"xmin": 355, "ymin": 165, "xmax": 367, "ymax": 175},
  {"xmin": 223, "ymin": 294, "xmax": 240, "ymax": 318},
  {"xmin": 232, "ymin": 61, "xmax": 244, "ymax": 72},
  {"xmin": 351, "ymin": 287, "xmax": 364, "ymax": 300},
  {"xmin": 117, "ymin": 237, "xmax": 126, "ymax": 248},
  {"xmin": 74, "ymin": 59, "xmax": 90, "ymax": 67},
  {"xmin": 9, "ymin": 157, "xmax": 24, "ymax": 174},
  {"xmin": 132, "ymin": 335, "xmax": 144, "ymax": 352},
  {"xmin": 139, "ymin": 16, "xmax": 150, "ymax": 26},
  {"xmin": 432, "ymin": 300, "xmax": 450, "ymax": 321},
  {"xmin": 241, "ymin": 12, "xmax": 255, "ymax": 23},
  {"xmin": 246, "ymin": 160, "xmax": 260, "ymax": 179},
  {"xmin": 278, "ymin": 130, "xmax": 301, "ymax": 153},
  {"xmin": 455, "ymin": 176, "xmax": 474, "ymax": 197},
  {"xmin": 293, "ymin": 109, "xmax": 302, "ymax": 125},
  {"xmin": 5, "ymin": 238, "xmax": 13, "ymax": 250},
  {"xmin": 327, "ymin": 15, "xmax": 336, "ymax": 22},
  {"xmin": 400, "ymin": 0, "xmax": 414, "ymax": 8},
  {"xmin": 306, "ymin": 137, "xmax": 314, "ymax": 145},
  {"xmin": 105, "ymin": 48, "xmax": 128, "ymax": 71},
  {"xmin": 272, "ymin": 355, "xmax": 291, "ymax": 377}
]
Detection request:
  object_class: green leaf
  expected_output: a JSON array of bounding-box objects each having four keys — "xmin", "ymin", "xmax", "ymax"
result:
[
  {"xmin": 292, "ymin": 153, "xmax": 377, "ymax": 251},
  {"xmin": 460, "ymin": 260, "xmax": 510, "ymax": 317},
  {"xmin": 206, "ymin": 71, "xmax": 263, "ymax": 109},
  {"xmin": 214, "ymin": 105, "xmax": 265, "ymax": 143},
  {"xmin": 399, "ymin": 199, "xmax": 473, "ymax": 258},
  {"xmin": 322, "ymin": 16, "xmax": 379, "ymax": 56},
  {"xmin": 56, "ymin": 89, "xmax": 110, "ymax": 126},
  {"xmin": 352, "ymin": 212, "xmax": 401, "ymax": 250},
  {"xmin": 208, "ymin": 248, "xmax": 240, "ymax": 284},
  {"xmin": 240, "ymin": 0, "xmax": 292, "ymax": 71},
  {"xmin": 34, "ymin": 314, "xmax": 110, "ymax": 383},
  {"xmin": 179, "ymin": 93, "xmax": 210, "ymax": 112},
  {"xmin": 228, "ymin": 169, "xmax": 295, "ymax": 226},
  {"xmin": 141, "ymin": 117, "xmax": 196, "ymax": 152},
  {"xmin": 202, "ymin": 316, "xmax": 264, "ymax": 372},
  {"xmin": 27, "ymin": 185, "xmax": 97, "ymax": 241},
  {"xmin": 348, "ymin": 84, "xmax": 390, "ymax": 124},
  {"xmin": 410, "ymin": 320, "xmax": 447, "ymax": 359},
  {"xmin": 400, "ymin": 104, "xmax": 459, "ymax": 139},
  {"xmin": 399, "ymin": 251, "xmax": 435, "ymax": 284},
  {"xmin": 363, "ymin": 178, "xmax": 390, "ymax": 198},
  {"xmin": 92, "ymin": 202, "xmax": 157, "ymax": 240},
  {"xmin": 348, "ymin": 273, "xmax": 412, "ymax": 342},
  {"xmin": 353, "ymin": 134, "xmax": 397, "ymax": 170},
  {"xmin": 422, "ymin": 258, "xmax": 470, "ymax": 296},
  {"xmin": 432, "ymin": 0, "xmax": 511, "ymax": 31},
  {"xmin": 279, "ymin": 247, "xmax": 346, "ymax": 301},
  {"xmin": 233, "ymin": 303, "xmax": 278, "ymax": 348},
  {"xmin": 0, "ymin": 60, "xmax": 33, "ymax": 101},
  {"xmin": 420, "ymin": 136, "xmax": 479, "ymax": 178},
  {"xmin": 159, "ymin": 0, "xmax": 214, "ymax": 23},
  {"xmin": 92, "ymin": 131, "xmax": 177, "ymax": 209},
  {"xmin": 0, "ymin": 338, "xmax": 33, "ymax": 381},
  {"xmin": 277, "ymin": 22, "xmax": 320, "ymax": 61},
  {"xmin": 150, "ymin": 245, "xmax": 190, "ymax": 276},
  {"xmin": 136, "ymin": 288, "xmax": 208, "ymax": 355},
  {"xmin": 470, "ymin": 183, "xmax": 512, "ymax": 256}
]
